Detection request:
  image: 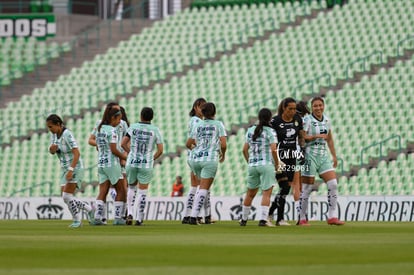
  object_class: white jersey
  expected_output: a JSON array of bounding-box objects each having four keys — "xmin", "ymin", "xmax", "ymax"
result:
[
  {"xmin": 245, "ymin": 125, "xmax": 277, "ymax": 166},
  {"xmin": 189, "ymin": 119, "xmax": 227, "ymax": 162},
  {"xmin": 92, "ymin": 119, "xmax": 128, "ymax": 152},
  {"xmin": 50, "ymin": 128, "xmax": 83, "ymax": 169},
  {"xmin": 96, "ymin": 125, "xmax": 119, "ymax": 168},
  {"xmin": 303, "ymin": 114, "xmax": 332, "ymax": 156},
  {"xmin": 125, "ymin": 122, "xmax": 163, "ymax": 169},
  {"xmin": 187, "ymin": 116, "xmax": 203, "ymax": 159}
]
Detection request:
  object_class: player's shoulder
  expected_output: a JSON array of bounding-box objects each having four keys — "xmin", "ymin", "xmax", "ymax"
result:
[
  {"xmin": 302, "ymin": 114, "xmax": 312, "ymax": 123},
  {"xmin": 323, "ymin": 113, "xmax": 331, "ymax": 122},
  {"xmin": 190, "ymin": 116, "xmax": 202, "ymax": 123}
]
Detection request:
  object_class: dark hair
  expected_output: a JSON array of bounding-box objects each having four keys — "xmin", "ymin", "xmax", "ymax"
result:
[
  {"xmin": 120, "ymin": 106, "xmax": 130, "ymax": 127},
  {"xmin": 189, "ymin": 98, "xmax": 207, "ymax": 117},
  {"xmin": 106, "ymin": 102, "xmax": 119, "ymax": 110},
  {"xmin": 201, "ymin": 102, "xmax": 216, "ymax": 119},
  {"xmin": 253, "ymin": 108, "xmax": 272, "ymax": 141},
  {"xmin": 278, "ymin": 97, "xmax": 296, "ymax": 116},
  {"xmin": 296, "ymin": 101, "xmax": 310, "ymax": 117},
  {"xmin": 141, "ymin": 107, "xmax": 154, "ymax": 122},
  {"xmin": 46, "ymin": 114, "xmax": 64, "ymax": 126},
  {"xmin": 311, "ymin": 96, "xmax": 325, "ymax": 105},
  {"xmin": 98, "ymin": 107, "xmax": 122, "ymax": 131}
]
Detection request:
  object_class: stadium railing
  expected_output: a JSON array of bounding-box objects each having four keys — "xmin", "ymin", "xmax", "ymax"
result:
[{"xmin": 360, "ymin": 134, "xmax": 402, "ymax": 167}]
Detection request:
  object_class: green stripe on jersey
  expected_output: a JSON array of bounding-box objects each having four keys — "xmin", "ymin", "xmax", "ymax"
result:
[
  {"xmin": 126, "ymin": 123, "xmax": 163, "ymax": 169},
  {"xmin": 190, "ymin": 119, "xmax": 227, "ymax": 162},
  {"xmin": 245, "ymin": 125, "xmax": 277, "ymax": 166}
]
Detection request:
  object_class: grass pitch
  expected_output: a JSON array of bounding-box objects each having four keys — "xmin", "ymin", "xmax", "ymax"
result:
[{"xmin": 0, "ymin": 220, "xmax": 413, "ymax": 275}]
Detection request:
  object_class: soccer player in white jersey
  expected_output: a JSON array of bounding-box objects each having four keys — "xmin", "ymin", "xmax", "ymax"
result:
[
  {"xmin": 186, "ymin": 102, "xmax": 227, "ymax": 225},
  {"xmin": 182, "ymin": 98, "xmax": 213, "ymax": 224},
  {"xmin": 88, "ymin": 102, "xmax": 129, "ymax": 223},
  {"xmin": 121, "ymin": 107, "xmax": 163, "ymax": 226},
  {"xmin": 297, "ymin": 97, "xmax": 344, "ymax": 226},
  {"xmin": 92, "ymin": 107, "xmax": 128, "ymax": 225},
  {"xmin": 46, "ymin": 114, "xmax": 94, "ymax": 228},
  {"xmin": 240, "ymin": 108, "xmax": 282, "ymax": 227}
]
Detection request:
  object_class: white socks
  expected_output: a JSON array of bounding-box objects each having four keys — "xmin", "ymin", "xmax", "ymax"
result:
[
  {"xmin": 204, "ymin": 190, "xmax": 211, "ymax": 217},
  {"xmin": 95, "ymin": 200, "xmax": 105, "ymax": 221},
  {"xmin": 298, "ymin": 184, "xmax": 313, "ymax": 221},
  {"xmin": 127, "ymin": 185, "xmax": 137, "ymax": 217},
  {"xmin": 191, "ymin": 189, "xmax": 208, "ymax": 218},
  {"xmin": 326, "ymin": 179, "xmax": 338, "ymax": 219},
  {"xmin": 135, "ymin": 189, "xmax": 148, "ymax": 222},
  {"xmin": 62, "ymin": 192, "xmax": 80, "ymax": 222},
  {"xmin": 261, "ymin": 205, "xmax": 269, "ymax": 221},
  {"xmin": 114, "ymin": 201, "xmax": 125, "ymax": 220},
  {"xmin": 242, "ymin": 205, "xmax": 251, "ymax": 221},
  {"xmin": 184, "ymin": 186, "xmax": 198, "ymax": 217}
]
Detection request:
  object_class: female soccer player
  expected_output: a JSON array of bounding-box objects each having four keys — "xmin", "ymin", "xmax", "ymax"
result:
[
  {"xmin": 186, "ymin": 102, "xmax": 227, "ymax": 225},
  {"xmin": 121, "ymin": 107, "xmax": 163, "ymax": 226},
  {"xmin": 46, "ymin": 114, "xmax": 94, "ymax": 228},
  {"xmin": 297, "ymin": 96, "xmax": 344, "ymax": 226},
  {"xmin": 182, "ymin": 97, "xmax": 213, "ymax": 224},
  {"xmin": 88, "ymin": 102, "xmax": 129, "ymax": 223},
  {"xmin": 240, "ymin": 108, "xmax": 281, "ymax": 227},
  {"xmin": 268, "ymin": 97, "xmax": 305, "ymax": 226},
  {"xmin": 291, "ymin": 101, "xmax": 311, "ymax": 216},
  {"xmin": 92, "ymin": 107, "xmax": 128, "ymax": 225}
]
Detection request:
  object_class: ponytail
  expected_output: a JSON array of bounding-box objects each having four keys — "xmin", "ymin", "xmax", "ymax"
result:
[{"xmin": 253, "ymin": 108, "xmax": 272, "ymax": 141}]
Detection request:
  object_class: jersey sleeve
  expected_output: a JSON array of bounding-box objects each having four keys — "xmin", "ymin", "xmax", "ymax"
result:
[
  {"xmin": 218, "ymin": 121, "xmax": 227, "ymax": 137},
  {"xmin": 91, "ymin": 120, "xmax": 100, "ymax": 136},
  {"xmin": 65, "ymin": 130, "xmax": 78, "ymax": 149},
  {"xmin": 268, "ymin": 127, "xmax": 278, "ymax": 144},
  {"xmin": 155, "ymin": 128, "xmax": 163, "ymax": 144},
  {"xmin": 302, "ymin": 115, "xmax": 311, "ymax": 133},
  {"xmin": 110, "ymin": 128, "xmax": 118, "ymax": 144},
  {"xmin": 325, "ymin": 115, "xmax": 332, "ymax": 132}
]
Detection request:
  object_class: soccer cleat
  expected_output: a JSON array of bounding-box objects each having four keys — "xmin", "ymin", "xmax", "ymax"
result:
[
  {"xmin": 327, "ymin": 217, "xmax": 345, "ymax": 226},
  {"xmin": 204, "ymin": 215, "xmax": 212, "ymax": 224},
  {"xmin": 113, "ymin": 218, "xmax": 126, "ymax": 225},
  {"xmin": 297, "ymin": 219, "xmax": 310, "ymax": 226},
  {"xmin": 90, "ymin": 219, "xmax": 106, "ymax": 226},
  {"xmin": 197, "ymin": 217, "xmax": 203, "ymax": 224},
  {"xmin": 181, "ymin": 216, "xmax": 190, "ymax": 224},
  {"xmin": 189, "ymin": 217, "xmax": 199, "ymax": 225},
  {"xmin": 126, "ymin": 215, "xmax": 133, "ymax": 225},
  {"xmin": 135, "ymin": 220, "xmax": 143, "ymax": 226},
  {"xmin": 68, "ymin": 221, "xmax": 82, "ymax": 228},
  {"xmin": 258, "ymin": 220, "xmax": 271, "ymax": 227},
  {"xmin": 276, "ymin": 220, "xmax": 291, "ymax": 226},
  {"xmin": 239, "ymin": 219, "xmax": 247, "ymax": 226},
  {"xmin": 267, "ymin": 215, "xmax": 273, "ymax": 223},
  {"xmin": 101, "ymin": 218, "xmax": 107, "ymax": 225}
]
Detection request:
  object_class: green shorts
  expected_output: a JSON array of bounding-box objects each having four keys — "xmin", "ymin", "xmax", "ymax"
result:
[
  {"xmin": 189, "ymin": 161, "xmax": 218, "ymax": 179},
  {"xmin": 60, "ymin": 167, "xmax": 83, "ymax": 188},
  {"xmin": 301, "ymin": 153, "xmax": 334, "ymax": 178},
  {"xmin": 126, "ymin": 166, "xmax": 153, "ymax": 185},
  {"xmin": 98, "ymin": 165, "xmax": 123, "ymax": 185},
  {"xmin": 247, "ymin": 164, "xmax": 276, "ymax": 191}
]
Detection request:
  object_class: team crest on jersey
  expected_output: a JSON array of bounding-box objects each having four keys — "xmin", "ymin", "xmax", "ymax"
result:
[
  {"xmin": 279, "ymin": 123, "xmax": 284, "ymax": 128},
  {"xmin": 294, "ymin": 120, "xmax": 298, "ymax": 126}
]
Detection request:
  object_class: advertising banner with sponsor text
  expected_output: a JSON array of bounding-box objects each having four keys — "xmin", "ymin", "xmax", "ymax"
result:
[{"xmin": 0, "ymin": 196, "xmax": 413, "ymax": 221}]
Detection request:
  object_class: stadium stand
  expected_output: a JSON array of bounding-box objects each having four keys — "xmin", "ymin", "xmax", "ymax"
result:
[
  {"xmin": 0, "ymin": 37, "xmax": 71, "ymax": 86},
  {"xmin": 1, "ymin": 0, "xmax": 413, "ymax": 198},
  {"xmin": 0, "ymin": 0, "xmax": 323, "ymax": 145}
]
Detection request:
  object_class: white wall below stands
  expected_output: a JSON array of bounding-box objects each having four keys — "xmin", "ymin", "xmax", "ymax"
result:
[{"xmin": 1, "ymin": 196, "xmax": 413, "ymax": 222}]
